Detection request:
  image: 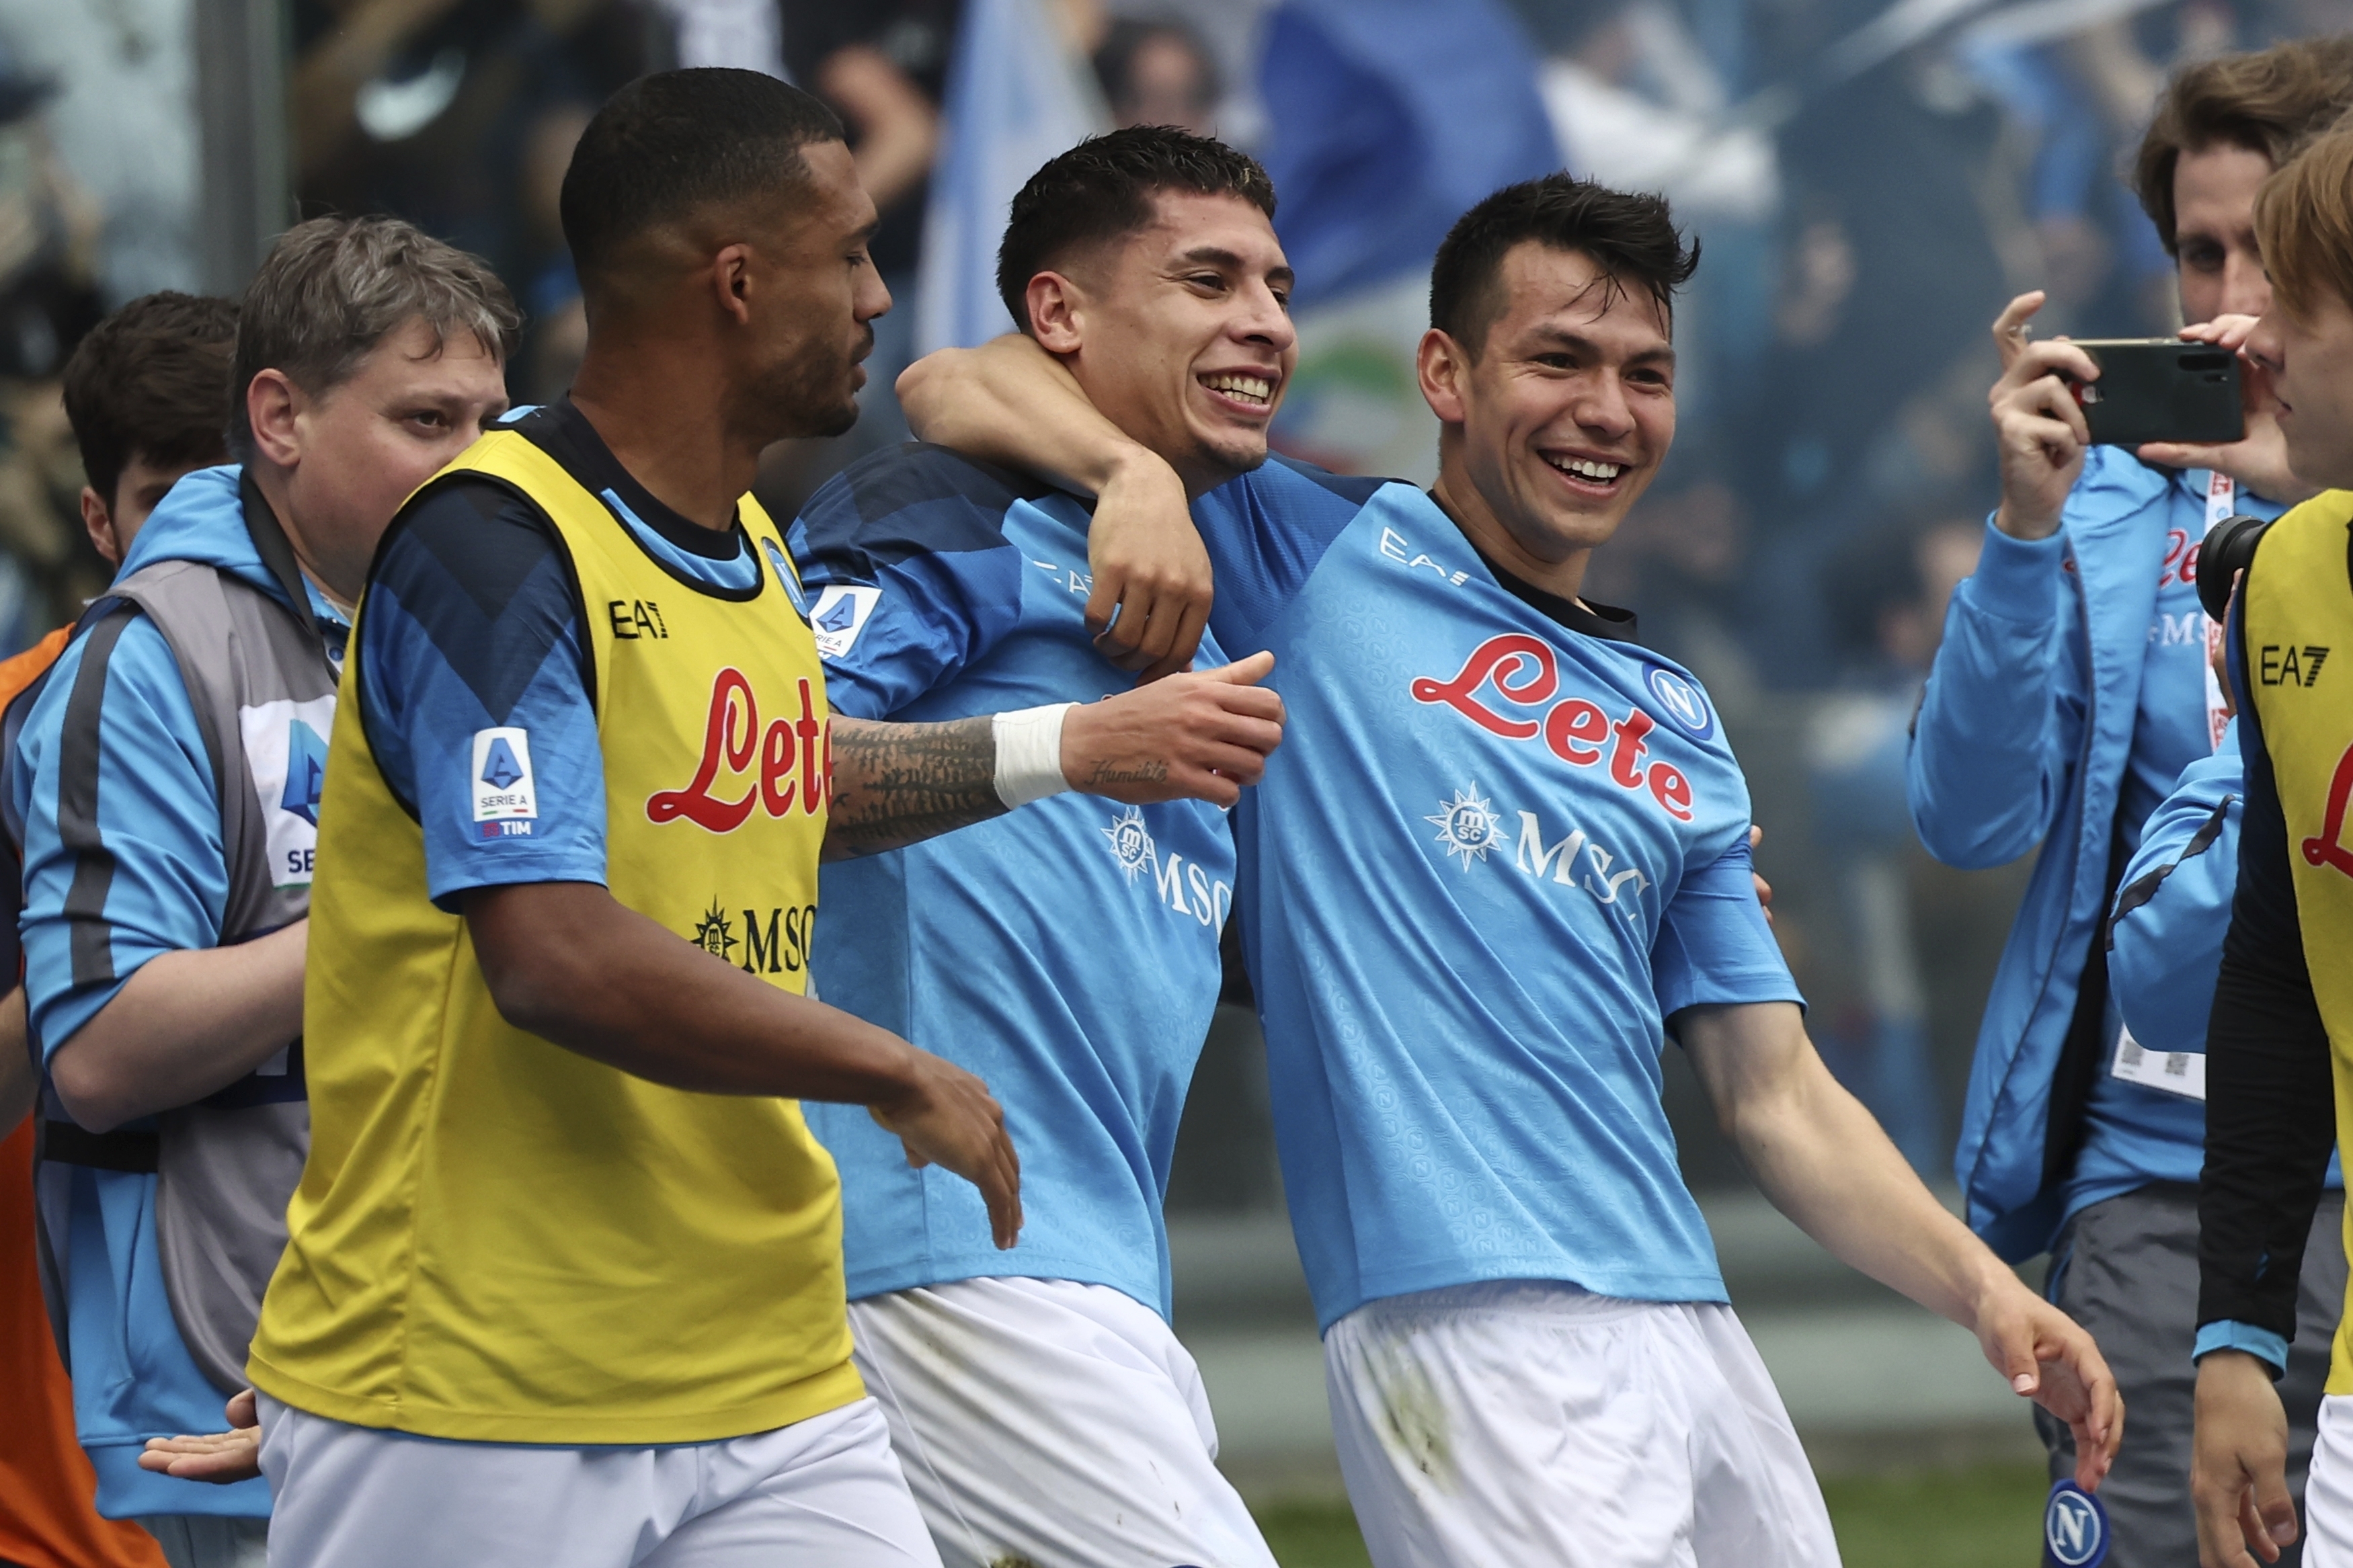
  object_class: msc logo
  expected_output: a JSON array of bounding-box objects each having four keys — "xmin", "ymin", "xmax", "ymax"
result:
[
  {"xmin": 1097, "ymin": 805, "xmax": 1231, "ymax": 927},
  {"xmin": 1411, "ymin": 635, "xmax": 1698, "ymax": 821},
  {"xmin": 1425, "ymin": 784, "xmax": 1652, "ymax": 914},
  {"xmin": 2259, "ymin": 645, "xmax": 2331, "ymax": 686},
  {"xmin": 2042, "ymin": 1479, "xmax": 2108, "ymax": 1567},
  {"xmin": 647, "ymin": 669, "xmax": 828, "ymax": 831},
  {"xmin": 691, "ymin": 897, "xmax": 817, "ymax": 974}
]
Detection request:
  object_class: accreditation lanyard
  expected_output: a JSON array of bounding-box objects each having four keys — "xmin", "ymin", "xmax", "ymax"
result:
[
  {"xmin": 2112, "ymin": 470, "xmax": 2236, "ymax": 1102},
  {"xmin": 2201, "ymin": 470, "xmax": 2235, "ymax": 753}
]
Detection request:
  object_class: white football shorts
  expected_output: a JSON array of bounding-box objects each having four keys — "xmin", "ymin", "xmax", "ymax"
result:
[
  {"xmin": 2302, "ymin": 1394, "xmax": 2353, "ymax": 1566},
  {"xmin": 849, "ymin": 1274, "xmax": 1279, "ymax": 1568},
  {"xmin": 253, "ymin": 1392, "xmax": 941, "ymax": 1567},
  {"xmin": 1324, "ymin": 1280, "xmax": 1841, "ymax": 1568}
]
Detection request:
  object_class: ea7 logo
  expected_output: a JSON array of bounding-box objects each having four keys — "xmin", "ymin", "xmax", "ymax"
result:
[
  {"xmin": 1410, "ymin": 635, "xmax": 1696, "ymax": 821},
  {"xmin": 2259, "ymin": 645, "xmax": 2330, "ymax": 686},
  {"xmin": 647, "ymin": 668, "xmax": 828, "ymax": 831}
]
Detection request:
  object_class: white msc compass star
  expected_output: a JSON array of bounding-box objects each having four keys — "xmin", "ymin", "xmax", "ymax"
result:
[
  {"xmin": 1101, "ymin": 805, "xmax": 1158, "ymax": 882},
  {"xmin": 1427, "ymin": 786, "xmax": 1504, "ymax": 869}
]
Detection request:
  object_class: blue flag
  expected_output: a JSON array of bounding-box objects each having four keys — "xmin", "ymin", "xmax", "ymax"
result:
[
  {"xmin": 914, "ymin": 0, "xmax": 1109, "ymax": 355},
  {"xmin": 1259, "ymin": 0, "xmax": 1559, "ymax": 308}
]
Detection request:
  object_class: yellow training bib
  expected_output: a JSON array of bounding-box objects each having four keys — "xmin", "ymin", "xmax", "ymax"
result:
[
  {"xmin": 2237, "ymin": 489, "xmax": 2353, "ymax": 1396},
  {"xmin": 248, "ymin": 428, "xmax": 860, "ymax": 1444}
]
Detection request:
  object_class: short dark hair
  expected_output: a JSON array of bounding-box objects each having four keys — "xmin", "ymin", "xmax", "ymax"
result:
[
  {"xmin": 63, "ymin": 291, "xmax": 239, "ymax": 509},
  {"xmin": 2132, "ymin": 36, "xmax": 2353, "ymax": 257},
  {"xmin": 1429, "ymin": 176, "xmax": 1698, "ymax": 358},
  {"xmin": 231, "ymin": 216, "xmax": 519, "ymax": 460},
  {"xmin": 996, "ymin": 126, "xmax": 1276, "ymax": 331},
  {"xmin": 561, "ymin": 68, "xmax": 846, "ymax": 291}
]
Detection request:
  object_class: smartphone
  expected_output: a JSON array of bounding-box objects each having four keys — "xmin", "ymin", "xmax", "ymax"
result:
[{"xmin": 2066, "ymin": 339, "xmax": 2243, "ymax": 447}]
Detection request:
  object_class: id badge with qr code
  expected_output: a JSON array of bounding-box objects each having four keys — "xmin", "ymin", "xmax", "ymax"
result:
[{"xmin": 2111, "ymin": 1024, "xmax": 2206, "ymax": 1101}]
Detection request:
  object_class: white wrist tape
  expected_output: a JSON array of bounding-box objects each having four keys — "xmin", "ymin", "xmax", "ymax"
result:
[{"xmin": 992, "ymin": 702, "xmax": 1076, "ymax": 808}]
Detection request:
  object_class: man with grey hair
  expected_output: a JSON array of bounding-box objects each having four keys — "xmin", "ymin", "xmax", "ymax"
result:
[{"xmin": 12, "ymin": 213, "xmax": 516, "ymax": 1568}]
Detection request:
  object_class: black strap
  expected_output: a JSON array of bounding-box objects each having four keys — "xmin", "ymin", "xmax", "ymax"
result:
[
  {"xmin": 40, "ymin": 1118, "xmax": 159, "ymax": 1173},
  {"xmin": 240, "ymin": 468, "xmax": 321, "ymax": 638},
  {"xmin": 2041, "ymin": 823, "xmax": 2135, "ymax": 1192}
]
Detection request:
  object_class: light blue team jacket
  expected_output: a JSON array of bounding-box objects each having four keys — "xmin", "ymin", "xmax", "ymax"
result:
[
  {"xmin": 12, "ymin": 467, "xmax": 330, "ymax": 1519},
  {"xmin": 1911, "ymin": 448, "xmax": 2280, "ymax": 1261}
]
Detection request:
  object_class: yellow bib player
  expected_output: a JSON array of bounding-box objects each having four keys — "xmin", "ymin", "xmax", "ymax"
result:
[
  {"xmin": 234, "ymin": 69, "xmax": 1283, "ymax": 1568},
  {"xmin": 2186, "ymin": 122, "xmax": 2353, "ymax": 1568}
]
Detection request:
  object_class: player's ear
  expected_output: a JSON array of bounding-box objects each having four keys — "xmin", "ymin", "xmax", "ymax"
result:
[
  {"xmin": 1026, "ymin": 272, "xmax": 1086, "ymax": 356},
  {"xmin": 1418, "ymin": 327, "xmax": 1471, "ymax": 425}
]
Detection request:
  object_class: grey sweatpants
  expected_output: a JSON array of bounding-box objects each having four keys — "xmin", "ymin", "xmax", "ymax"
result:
[{"xmin": 2038, "ymin": 1183, "xmax": 2347, "ymax": 1568}]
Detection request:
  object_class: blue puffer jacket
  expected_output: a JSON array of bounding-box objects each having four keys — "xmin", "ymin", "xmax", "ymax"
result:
[{"xmin": 1909, "ymin": 448, "xmax": 2280, "ymax": 1261}]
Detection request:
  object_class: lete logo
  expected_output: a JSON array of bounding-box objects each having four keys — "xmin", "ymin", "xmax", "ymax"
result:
[
  {"xmin": 1410, "ymin": 635, "xmax": 1696, "ymax": 821},
  {"xmin": 647, "ymin": 668, "xmax": 828, "ymax": 831}
]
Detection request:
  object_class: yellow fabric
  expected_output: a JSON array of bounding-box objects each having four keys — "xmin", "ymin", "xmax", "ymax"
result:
[
  {"xmin": 248, "ymin": 430, "xmax": 859, "ymax": 1443},
  {"xmin": 2238, "ymin": 488, "xmax": 2353, "ymax": 1397}
]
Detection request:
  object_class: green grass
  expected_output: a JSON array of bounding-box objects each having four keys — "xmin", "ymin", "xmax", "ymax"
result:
[{"xmin": 1248, "ymin": 1460, "xmax": 2051, "ymax": 1567}]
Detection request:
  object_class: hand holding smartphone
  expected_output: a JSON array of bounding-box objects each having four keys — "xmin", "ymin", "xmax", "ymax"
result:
[{"xmin": 2065, "ymin": 339, "xmax": 2245, "ymax": 447}]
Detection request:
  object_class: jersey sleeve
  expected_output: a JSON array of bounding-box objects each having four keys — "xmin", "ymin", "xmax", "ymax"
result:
[
  {"xmin": 787, "ymin": 444, "xmax": 1030, "ymax": 720},
  {"xmin": 1650, "ymin": 833, "xmax": 1804, "ymax": 1022},
  {"xmin": 2108, "ymin": 733, "xmax": 2241, "ymax": 1056},
  {"xmin": 1192, "ymin": 457, "xmax": 1394, "ymax": 652},
  {"xmin": 13, "ymin": 607, "xmax": 227, "ymax": 1061},
  {"xmin": 2196, "ymin": 602, "xmax": 2336, "ymax": 1367},
  {"xmin": 358, "ymin": 480, "xmax": 607, "ymax": 911}
]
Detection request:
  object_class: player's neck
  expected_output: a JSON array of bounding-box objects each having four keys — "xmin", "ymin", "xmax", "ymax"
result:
[
  {"xmin": 1429, "ymin": 470, "xmax": 1593, "ymax": 606},
  {"xmin": 570, "ymin": 342, "xmax": 752, "ymax": 534}
]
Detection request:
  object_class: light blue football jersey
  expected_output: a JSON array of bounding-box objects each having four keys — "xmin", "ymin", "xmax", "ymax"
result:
[
  {"xmin": 790, "ymin": 444, "xmax": 1234, "ymax": 1318},
  {"xmin": 1193, "ymin": 460, "xmax": 1801, "ymax": 1331}
]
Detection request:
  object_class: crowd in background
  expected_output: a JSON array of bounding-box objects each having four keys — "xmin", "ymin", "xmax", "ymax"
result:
[{"xmin": 0, "ymin": 0, "xmax": 2347, "ymax": 1187}]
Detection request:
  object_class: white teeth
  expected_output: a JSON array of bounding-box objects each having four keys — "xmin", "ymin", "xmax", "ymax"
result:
[
  {"xmin": 1547, "ymin": 455, "xmax": 1623, "ymax": 481},
  {"xmin": 1202, "ymin": 374, "xmax": 1273, "ymax": 404}
]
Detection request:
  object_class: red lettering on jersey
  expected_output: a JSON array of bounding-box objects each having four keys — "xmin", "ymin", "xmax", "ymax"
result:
[
  {"xmin": 649, "ymin": 668, "xmax": 830, "ymax": 829},
  {"xmin": 1409, "ymin": 634, "xmax": 1556, "ymax": 738},
  {"xmin": 1608, "ymin": 708, "xmax": 1654, "ymax": 788},
  {"xmin": 2301, "ymin": 741, "xmax": 2353, "ymax": 878},
  {"xmin": 1647, "ymin": 762, "xmax": 1693, "ymax": 821},
  {"xmin": 1544, "ymin": 698, "xmax": 1608, "ymax": 766}
]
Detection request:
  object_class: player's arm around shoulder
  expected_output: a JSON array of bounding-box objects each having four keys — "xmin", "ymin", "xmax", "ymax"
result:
[
  {"xmin": 1676, "ymin": 999, "xmax": 2123, "ymax": 1487},
  {"xmin": 16, "ymin": 611, "xmax": 303, "ymax": 1132},
  {"xmin": 899, "ymin": 334, "xmax": 1213, "ymax": 677}
]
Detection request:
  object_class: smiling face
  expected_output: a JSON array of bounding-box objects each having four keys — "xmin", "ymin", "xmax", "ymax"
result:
[
  {"xmin": 1029, "ymin": 189, "xmax": 1297, "ymax": 495},
  {"xmin": 2249, "ymin": 282, "xmax": 2353, "ymax": 489},
  {"xmin": 1421, "ymin": 243, "xmax": 1675, "ymax": 584},
  {"xmin": 2173, "ymin": 141, "xmax": 2275, "ymax": 324}
]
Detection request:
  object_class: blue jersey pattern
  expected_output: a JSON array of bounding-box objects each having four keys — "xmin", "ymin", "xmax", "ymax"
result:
[
  {"xmin": 791, "ymin": 444, "xmax": 1234, "ymax": 1319},
  {"xmin": 1193, "ymin": 462, "xmax": 1800, "ymax": 1330}
]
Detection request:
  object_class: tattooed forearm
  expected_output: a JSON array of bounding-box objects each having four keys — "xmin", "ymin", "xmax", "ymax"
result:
[{"xmin": 823, "ymin": 716, "xmax": 1008, "ymax": 859}]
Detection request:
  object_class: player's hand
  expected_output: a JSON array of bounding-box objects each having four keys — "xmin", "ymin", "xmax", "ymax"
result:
[
  {"xmin": 138, "ymin": 1388, "xmax": 262, "ymax": 1483},
  {"xmin": 1062, "ymin": 651, "xmax": 1285, "ymax": 809},
  {"xmin": 1989, "ymin": 292, "xmax": 2097, "ymax": 542},
  {"xmin": 2194, "ymin": 1349, "xmax": 2298, "ymax": 1567},
  {"xmin": 1969, "ymin": 1274, "xmax": 2122, "ymax": 1491},
  {"xmin": 870, "ymin": 1049, "xmax": 1022, "ymax": 1248},
  {"xmin": 2139, "ymin": 315, "xmax": 2319, "ymax": 508},
  {"xmin": 1086, "ymin": 456, "xmax": 1213, "ymax": 682}
]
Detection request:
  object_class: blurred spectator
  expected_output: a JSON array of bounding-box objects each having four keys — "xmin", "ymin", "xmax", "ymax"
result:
[
  {"xmin": 1094, "ymin": 17, "xmax": 1220, "ymax": 133},
  {"xmin": 292, "ymin": 0, "xmax": 655, "ymax": 292},
  {"xmin": 514, "ymin": 99, "xmax": 592, "ymax": 402}
]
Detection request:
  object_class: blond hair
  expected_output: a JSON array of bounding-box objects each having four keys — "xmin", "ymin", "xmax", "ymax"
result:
[{"xmin": 2256, "ymin": 119, "xmax": 2353, "ymax": 321}]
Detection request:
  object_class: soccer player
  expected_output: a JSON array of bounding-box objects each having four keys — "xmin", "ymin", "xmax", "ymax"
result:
[
  {"xmin": 900, "ymin": 172, "xmax": 2123, "ymax": 1566},
  {"xmin": 10, "ymin": 225, "xmax": 514, "ymax": 1568},
  {"xmin": 239, "ymin": 71, "xmax": 1281, "ymax": 1567},
  {"xmin": 0, "ymin": 290, "xmax": 235, "ymax": 1568},
  {"xmin": 2188, "ymin": 122, "xmax": 2353, "ymax": 1568},
  {"xmin": 1915, "ymin": 40, "xmax": 2353, "ymax": 1559},
  {"xmin": 789, "ymin": 128, "xmax": 1287, "ymax": 1568}
]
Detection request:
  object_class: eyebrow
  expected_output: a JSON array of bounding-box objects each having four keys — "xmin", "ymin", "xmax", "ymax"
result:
[
  {"xmin": 1523, "ymin": 325, "xmax": 1675, "ymax": 368},
  {"xmin": 1170, "ymin": 245, "xmax": 1297, "ymax": 288}
]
